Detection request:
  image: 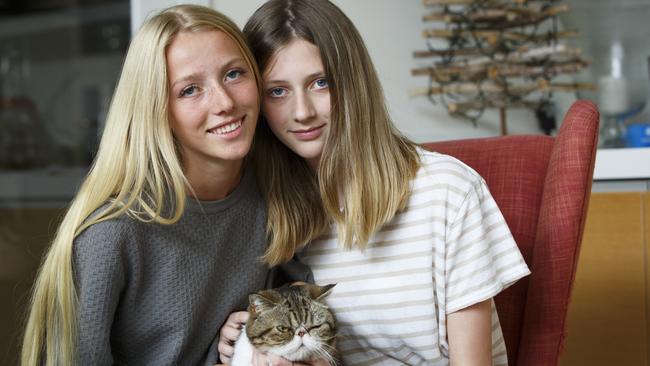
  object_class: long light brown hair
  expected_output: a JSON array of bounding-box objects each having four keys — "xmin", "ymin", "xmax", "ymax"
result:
[
  {"xmin": 244, "ymin": 0, "xmax": 420, "ymax": 266},
  {"xmin": 21, "ymin": 5, "xmax": 260, "ymax": 365}
]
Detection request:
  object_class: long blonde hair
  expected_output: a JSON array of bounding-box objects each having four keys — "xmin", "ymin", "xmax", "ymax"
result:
[
  {"xmin": 21, "ymin": 5, "xmax": 260, "ymax": 365},
  {"xmin": 244, "ymin": 0, "xmax": 420, "ymax": 266}
]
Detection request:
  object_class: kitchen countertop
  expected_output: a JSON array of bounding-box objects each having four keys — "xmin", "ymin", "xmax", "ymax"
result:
[{"xmin": 593, "ymin": 147, "xmax": 650, "ymax": 180}]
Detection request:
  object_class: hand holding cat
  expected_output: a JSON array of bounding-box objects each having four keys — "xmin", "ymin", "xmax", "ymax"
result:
[
  {"xmin": 218, "ymin": 311, "xmax": 248, "ymax": 363},
  {"xmin": 216, "ymin": 311, "xmax": 315, "ymax": 366}
]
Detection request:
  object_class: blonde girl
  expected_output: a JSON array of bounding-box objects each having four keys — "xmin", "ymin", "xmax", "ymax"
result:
[
  {"xmin": 21, "ymin": 4, "xmax": 268, "ymax": 365},
  {"xmin": 220, "ymin": 0, "xmax": 531, "ymax": 365}
]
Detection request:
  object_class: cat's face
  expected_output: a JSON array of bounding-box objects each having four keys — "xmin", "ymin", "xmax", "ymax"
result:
[{"xmin": 245, "ymin": 284, "xmax": 337, "ymax": 363}]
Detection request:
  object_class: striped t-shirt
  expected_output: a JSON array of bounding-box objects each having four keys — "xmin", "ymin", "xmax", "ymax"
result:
[{"xmin": 297, "ymin": 149, "xmax": 530, "ymax": 366}]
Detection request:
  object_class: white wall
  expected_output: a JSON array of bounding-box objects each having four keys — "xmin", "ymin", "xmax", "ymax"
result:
[{"xmin": 133, "ymin": 0, "xmax": 569, "ymax": 142}]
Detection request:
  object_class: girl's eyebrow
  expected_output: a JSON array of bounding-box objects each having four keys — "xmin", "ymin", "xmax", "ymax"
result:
[
  {"xmin": 264, "ymin": 71, "xmax": 325, "ymax": 85},
  {"xmin": 170, "ymin": 57, "xmax": 246, "ymax": 89},
  {"xmin": 171, "ymin": 72, "xmax": 203, "ymax": 89}
]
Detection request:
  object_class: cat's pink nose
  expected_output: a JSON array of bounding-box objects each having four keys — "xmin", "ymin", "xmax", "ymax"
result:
[{"xmin": 298, "ymin": 330, "xmax": 306, "ymax": 337}]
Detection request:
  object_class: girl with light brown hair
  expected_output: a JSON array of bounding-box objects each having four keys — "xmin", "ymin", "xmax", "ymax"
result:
[{"xmin": 219, "ymin": 0, "xmax": 530, "ymax": 365}]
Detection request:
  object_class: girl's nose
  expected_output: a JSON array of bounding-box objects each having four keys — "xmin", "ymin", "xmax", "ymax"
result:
[
  {"xmin": 211, "ymin": 86, "xmax": 235, "ymax": 115},
  {"xmin": 293, "ymin": 93, "xmax": 316, "ymax": 123}
]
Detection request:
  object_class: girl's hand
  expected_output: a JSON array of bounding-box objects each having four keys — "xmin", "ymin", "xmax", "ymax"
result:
[{"xmin": 217, "ymin": 311, "xmax": 248, "ymax": 364}]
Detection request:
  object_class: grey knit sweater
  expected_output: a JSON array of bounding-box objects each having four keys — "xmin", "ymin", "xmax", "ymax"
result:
[{"xmin": 72, "ymin": 169, "xmax": 300, "ymax": 365}]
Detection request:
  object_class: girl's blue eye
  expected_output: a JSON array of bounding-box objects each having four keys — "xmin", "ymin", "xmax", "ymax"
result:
[
  {"xmin": 226, "ymin": 69, "xmax": 242, "ymax": 81},
  {"xmin": 314, "ymin": 78, "xmax": 328, "ymax": 89},
  {"xmin": 180, "ymin": 85, "xmax": 198, "ymax": 97},
  {"xmin": 269, "ymin": 88, "xmax": 286, "ymax": 98}
]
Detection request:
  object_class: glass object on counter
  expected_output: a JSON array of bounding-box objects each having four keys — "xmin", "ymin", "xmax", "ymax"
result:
[
  {"xmin": 624, "ymin": 56, "xmax": 650, "ymax": 147},
  {"xmin": 599, "ymin": 116, "xmax": 626, "ymax": 148},
  {"xmin": 597, "ymin": 42, "xmax": 628, "ymax": 116},
  {"xmin": 597, "ymin": 41, "xmax": 628, "ymax": 148},
  {"xmin": 560, "ymin": 0, "xmax": 650, "ymax": 148}
]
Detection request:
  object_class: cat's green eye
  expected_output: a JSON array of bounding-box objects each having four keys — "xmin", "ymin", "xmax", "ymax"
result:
[{"xmin": 276, "ymin": 326, "xmax": 291, "ymax": 333}]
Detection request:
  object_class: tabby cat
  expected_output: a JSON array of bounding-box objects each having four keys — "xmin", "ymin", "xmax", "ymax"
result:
[{"xmin": 231, "ymin": 284, "xmax": 338, "ymax": 366}]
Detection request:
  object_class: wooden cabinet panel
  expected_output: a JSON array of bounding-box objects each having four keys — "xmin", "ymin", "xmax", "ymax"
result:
[
  {"xmin": 646, "ymin": 193, "xmax": 650, "ymax": 365},
  {"xmin": 0, "ymin": 209, "xmax": 62, "ymax": 366},
  {"xmin": 560, "ymin": 193, "xmax": 647, "ymax": 366}
]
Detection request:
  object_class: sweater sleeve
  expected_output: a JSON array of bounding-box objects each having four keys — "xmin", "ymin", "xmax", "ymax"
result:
[{"xmin": 72, "ymin": 220, "xmax": 128, "ymax": 365}]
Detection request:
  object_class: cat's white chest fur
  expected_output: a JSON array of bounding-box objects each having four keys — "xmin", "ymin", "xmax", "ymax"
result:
[
  {"xmin": 230, "ymin": 326, "xmax": 319, "ymax": 365},
  {"xmin": 230, "ymin": 328, "xmax": 254, "ymax": 366}
]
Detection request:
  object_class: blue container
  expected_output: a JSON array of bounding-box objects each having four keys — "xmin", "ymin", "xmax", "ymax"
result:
[{"xmin": 626, "ymin": 123, "xmax": 650, "ymax": 147}]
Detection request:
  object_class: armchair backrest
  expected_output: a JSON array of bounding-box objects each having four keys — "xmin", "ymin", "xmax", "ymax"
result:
[{"xmin": 422, "ymin": 100, "xmax": 599, "ymax": 365}]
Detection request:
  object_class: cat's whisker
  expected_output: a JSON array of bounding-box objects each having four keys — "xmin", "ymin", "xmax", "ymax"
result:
[
  {"xmin": 317, "ymin": 341, "xmax": 336, "ymax": 350},
  {"xmin": 311, "ymin": 344, "xmax": 337, "ymax": 365},
  {"xmin": 318, "ymin": 336, "xmax": 338, "ymax": 344},
  {"xmin": 318, "ymin": 350, "xmax": 337, "ymax": 366}
]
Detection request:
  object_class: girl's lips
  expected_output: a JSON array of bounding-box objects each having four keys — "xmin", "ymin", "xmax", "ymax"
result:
[
  {"xmin": 290, "ymin": 124, "xmax": 326, "ymax": 141},
  {"xmin": 208, "ymin": 117, "xmax": 244, "ymax": 139}
]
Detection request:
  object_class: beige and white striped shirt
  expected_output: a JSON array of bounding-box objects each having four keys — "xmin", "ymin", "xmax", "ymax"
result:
[{"xmin": 298, "ymin": 149, "xmax": 530, "ymax": 365}]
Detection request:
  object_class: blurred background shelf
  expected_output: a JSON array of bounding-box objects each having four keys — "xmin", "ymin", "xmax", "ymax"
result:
[
  {"xmin": 0, "ymin": 167, "xmax": 86, "ymax": 208},
  {"xmin": 0, "ymin": 2, "xmax": 128, "ymax": 37}
]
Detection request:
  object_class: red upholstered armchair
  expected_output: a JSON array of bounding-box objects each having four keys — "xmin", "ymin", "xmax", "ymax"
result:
[{"xmin": 422, "ymin": 100, "xmax": 599, "ymax": 365}]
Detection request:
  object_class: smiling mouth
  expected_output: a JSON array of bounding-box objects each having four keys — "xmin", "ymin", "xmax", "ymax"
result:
[
  {"xmin": 291, "ymin": 124, "xmax": 325, "ymax": 133},
  {"xmin": 209, "ymin": 118, "xmax": 243, "ymax": 135}
]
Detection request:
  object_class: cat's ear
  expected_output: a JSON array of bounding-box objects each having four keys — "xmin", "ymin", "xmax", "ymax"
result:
[
  {"xmin": 248, "ymin": 290, "xmax": 281, "ymax": 316},
  {"xmin": 305, "ymin": 283, "xmax": 336, "ymax": 301}
]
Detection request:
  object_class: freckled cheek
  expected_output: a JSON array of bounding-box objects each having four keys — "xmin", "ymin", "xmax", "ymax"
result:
[
  {"xmin": 167, "ymin": 101, "xmax": 180, "ymax": 122},
  {"xmin": 169, "ymin": 106, "xmax": 207, "ymax": 131},
  {"xmin": 233, "ymin": 87, "xmax": 259, "ymax": 110},
  {"xmin": 167, "ymin": 104, "xmax": 185, "ymax": 131}
]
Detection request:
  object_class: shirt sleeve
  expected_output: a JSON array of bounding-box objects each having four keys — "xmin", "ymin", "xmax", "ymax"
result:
[
  {"xmin": 72, "ymin": 220, "xmax": 127, "ymax": 365},
  {"xmin": 444, "ymin": 178, "xmax": 530, "ymax": 313}
]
